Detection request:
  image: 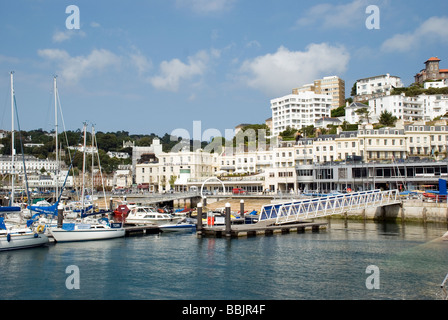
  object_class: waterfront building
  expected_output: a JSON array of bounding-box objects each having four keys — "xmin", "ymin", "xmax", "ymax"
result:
[
  {"xmin": 414, "ymin": 57, "xmax": 448, "ymax": 85},
  {"xmin": 134, "ymin": 117, "xmax": 448, "ymax": 194},
  {"xmin": 0, "ymin": 155, "xmax": 60, "ymax": 175},
  {"xmin": 131, "ymin": 138, "xmax": 163, "ymax": 181},
  {"xmin": 113, "ymin": 169, "xmax": 133, "ymax": 189},
  {"xmin": 355, "ymin": 74, "xmax": 403, "ymax": 102},
  {"xmin": 26, "ymin": 171, "xmax": 74, "ymax": 191},
  {"xmin": 136, "ymin": 148, "xmax": 215, "ymax": 193},
  {"xmin": 271, "ymin": 92, "xmax": 332, "ymax": 137}
]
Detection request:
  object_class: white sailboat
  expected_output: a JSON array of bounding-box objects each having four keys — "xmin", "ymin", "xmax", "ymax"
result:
[
  {"xmin": 0, "ymin": 222, "xmax": 49, "ymax": 251},
  {"xmin": 0, "ymin": 72, "xmax": 49, "ymax": 250},
  {"xmin": 50, "ymin": 123, "xmax": 125, "ymax": 242},
  {"xmin": 50, "ymin": 217, "xmax": 125, "ymax": 242}
]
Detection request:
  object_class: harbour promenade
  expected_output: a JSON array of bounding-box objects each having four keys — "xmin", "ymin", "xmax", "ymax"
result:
[{"xmin": 99, "ymin": 191, "xmax": 448, "ymax": 224}]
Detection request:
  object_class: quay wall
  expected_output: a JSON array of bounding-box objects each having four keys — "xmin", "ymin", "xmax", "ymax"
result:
[
  {"xmin": 207, "ymin": 197, "xmax": 448, "ymax": 224},
  {"xmin": 339, "ymin": 200, "xmax": 448, "ymax": 224}
]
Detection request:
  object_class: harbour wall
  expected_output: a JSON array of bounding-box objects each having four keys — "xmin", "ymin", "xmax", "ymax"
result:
[
  {"xmin": 337, "ymin": 200, "xmax": 448, "ymax": 224},
  {"xmin": 206, "ymin": 197, "xmax": 448, "ymax": 224}
]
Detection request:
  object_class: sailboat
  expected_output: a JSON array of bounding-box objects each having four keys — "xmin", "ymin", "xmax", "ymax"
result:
[
  {"xmin": 27, "ymin": 76, "xmax": 62, "ymax": 220},
  {"xmin": 0, "ymin": 72, "xmax": 49, "ymax": 250},
  {"xmin": 0, "ymin": 217, "xmax": 49, "ymax": 251},
  {"xmin": 50, "ymin": 123, "xmax": 125, "ymax": 242}
]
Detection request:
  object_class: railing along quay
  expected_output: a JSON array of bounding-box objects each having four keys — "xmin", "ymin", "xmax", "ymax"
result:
[{"xmin": 259, "ymin": 189, "xmax": 401, "ymax": 225}]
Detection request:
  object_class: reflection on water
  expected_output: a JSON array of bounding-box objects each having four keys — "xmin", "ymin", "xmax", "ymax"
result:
[{"xmin": 0, "ymin": 220, "xmax": 447, "ymax": 300}]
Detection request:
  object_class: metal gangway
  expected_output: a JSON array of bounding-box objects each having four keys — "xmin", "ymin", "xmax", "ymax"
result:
[{"xmin": 259, "ymin": 189, "xmax": 401, "ymax": 225}]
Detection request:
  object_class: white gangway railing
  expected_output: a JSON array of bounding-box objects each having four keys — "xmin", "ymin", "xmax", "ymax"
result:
[{"xmin": 259, "ymin": 189, "xmax": 401, "ymax": 225}]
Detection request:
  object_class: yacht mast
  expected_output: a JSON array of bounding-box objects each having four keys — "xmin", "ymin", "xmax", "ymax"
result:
[
  {"xmin": 81, "ymin": 122, "xmax": 87, "ymax": 212},
  {"xmin": 10, "ymin": 72, "xmax": 15, "ymax": 206},
  {"xmin": 54, "ymin": 76, "xmax": 59, "ymax": 201}
]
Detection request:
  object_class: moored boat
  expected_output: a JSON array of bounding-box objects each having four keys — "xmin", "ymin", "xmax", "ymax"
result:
[
  {"xmin": 159, "ymin": 218, "xmax": 196, "ymax": 232},
  {"xmin": 125, "ymin": 206, "xmax": 183, "ymax": 226},
  {"xmin": 0, "ymin": 217, "xmax": 49, "ymax": 251},
  {"xmin": 50, "ymin": 218, "xmax": 125, "ymax": 242}
]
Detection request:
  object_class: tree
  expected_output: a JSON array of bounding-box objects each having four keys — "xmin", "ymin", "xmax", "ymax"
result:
[
  {"xmin": 279, "ymin": 126, "xmax": 298, "ymax": 140},
  {"xmin": 379, "ymin": 111, "xmax": 397, "ymax": 127},
  {"xmin": 355, "ymin": 107, "xmax": 371, "ymax": 124},
  {"xmin": 351, "ymin": 82, "xmax": 357, "ymax": 97},
  {"xmin": 331, "ymin": 105, "xmax": 345, "ymax": 117}
]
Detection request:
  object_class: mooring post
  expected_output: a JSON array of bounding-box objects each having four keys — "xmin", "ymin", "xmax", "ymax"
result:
[
  {"xmin": 197, "ymin": 202, "xmax": 203, "ymax": 235},
  {"xmin": 240, "ymin": 200, "xmax": 245, "ymax": 223},
  {"xmin": 109, "ymin": 197, "xmax": 114, "ymax": 220},
  {"xmin": 57, "ymin": 205, "xmax": 64, "ymax": 228},
  {"xmin": 225, "ymin": 202, "xmax": 231, "ymax": 237}
]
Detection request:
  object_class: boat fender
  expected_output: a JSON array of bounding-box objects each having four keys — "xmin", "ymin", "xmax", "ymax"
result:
[
  {"xmin": 34, "ymin": 233, "xmax": 38, "ymax": 238},
  {"xmin": 6, "ymin": 233, "xmax": 11, "ymax": 242}
]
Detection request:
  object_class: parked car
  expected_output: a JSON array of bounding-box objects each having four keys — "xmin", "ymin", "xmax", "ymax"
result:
[{"xmin": 232, "ymin": 188, "xmax": 246, "ymax": 195}]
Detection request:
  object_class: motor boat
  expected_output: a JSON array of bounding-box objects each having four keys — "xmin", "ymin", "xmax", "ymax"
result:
[
  {"xmin": 124, "ymin": 206, "xmax": 183, "ymax": 226},
  {"xmin": 159, "ymin": 218, "xmax": 196, "ymax": 233}
]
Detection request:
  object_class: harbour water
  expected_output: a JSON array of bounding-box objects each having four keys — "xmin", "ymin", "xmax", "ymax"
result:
[{"xmin": 0, "ymin": 219, "xmax": 447, "ymax": 301}]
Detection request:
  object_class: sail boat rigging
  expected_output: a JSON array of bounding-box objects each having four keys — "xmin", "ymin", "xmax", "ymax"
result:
[{"xmin": 1, "ymin": 72, "xmax": 49, "ymax": 251}]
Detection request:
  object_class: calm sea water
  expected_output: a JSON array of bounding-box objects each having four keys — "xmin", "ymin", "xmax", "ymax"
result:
[{"xmin": 1, "ymin": 219, "xmax": 447, "ymax": 301}]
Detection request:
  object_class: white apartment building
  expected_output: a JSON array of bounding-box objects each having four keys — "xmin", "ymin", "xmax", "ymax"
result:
[
  {"xmin": 0, "ymin": 155, "xmax": 60, "ymax": 174},
  {"xmin": 424, "ymin": 79, "xmax": 448, "ymax": 89},
  {"xmin": 355, "ymin": 74, "xmax": 403, "ymax": 101},
  {"xmin": 420, "ymin": 93, "xmax": 448, "ymax": 120},
  {"xmin": 368, "ymin": 94, "xmax": 424, "ymax": 122},
  {"xmin": 271, "ymin": 92, "xmax": 332, "ymax": 137}
]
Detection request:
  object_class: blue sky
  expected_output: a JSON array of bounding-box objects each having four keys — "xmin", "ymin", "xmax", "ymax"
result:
[{"xmin": 1, "ymin": 0, "xmax": 448, "ymax": 138}]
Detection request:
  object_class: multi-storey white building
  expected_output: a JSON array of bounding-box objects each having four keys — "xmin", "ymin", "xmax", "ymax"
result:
[
  {"xmin": 0, "ymin": 155, "xmax": 60, "ymax": 174},
  {"xmin": 368, "ymin": 94, "xmax": 424, "ymax": 122},
  {"xmin": 355, "ymin": 74, "xmax": 403, "ymax": 101},
  {"xmin": 271, "ymin": 92, "xmax": 332, "ymax": 137},
  {"xmin": 419, "ymin": 93, "xmax": 448, "ymax": 120},
  {"xmin": 424, "ymin": 79, "xmax": 448, "ymax": 89}
]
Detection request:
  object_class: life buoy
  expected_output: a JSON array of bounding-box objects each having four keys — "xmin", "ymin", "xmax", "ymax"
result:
[{"xmin": 36, "ymin": 225, "xmax": 45, "ymax": 233}]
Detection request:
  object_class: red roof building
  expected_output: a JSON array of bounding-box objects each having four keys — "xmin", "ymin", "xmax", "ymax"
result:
[{"xmin": 415, "ymin": 57, "xmax": 448, "ymax": 84}]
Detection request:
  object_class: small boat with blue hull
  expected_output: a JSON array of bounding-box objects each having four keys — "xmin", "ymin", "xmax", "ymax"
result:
[{"xmin": 159, "ymin": 218, "xmax": 196, "ymax": 233}]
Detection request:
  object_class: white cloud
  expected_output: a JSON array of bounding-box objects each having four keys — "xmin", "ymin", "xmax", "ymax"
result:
[
  {"xmin": 130, "ymin": 51, "xmax": 152, "ymax": 75},
  {"xmin": 175, "ymin": 0, "xmax": 235, "ymax": 14},
  {"xmin": 52, "ymin": 29, "xmax": 86, "ymax": 43},
  {"xmin": 150, "ymin": 50, "xmax": 214, "ymax": 91},
  {"xmin": 296, "ymin": 0, "xmax": 367, "ymax": 29},
  {"xmin": 382, "ymin": 16, "xmax": 448, "ymax": 52},
  {"xmin": 37, "ymin": 48, "xmax": 121, "ymax": 83},
  {"xmin": 238, "ymin": 43, "xmax": 350, "ymax": 96}
]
